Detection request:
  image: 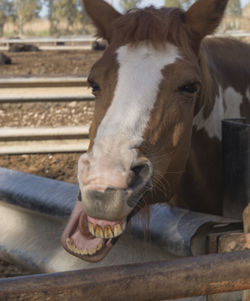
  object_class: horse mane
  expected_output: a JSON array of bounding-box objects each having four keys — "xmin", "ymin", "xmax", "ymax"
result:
[{"xmin": 112, "ymin": 6, "xmax": 194, "ymax": 52}]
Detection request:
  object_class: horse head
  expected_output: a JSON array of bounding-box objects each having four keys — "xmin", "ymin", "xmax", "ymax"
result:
[{"xmin": 62, "ymin": 0, "xmax": 229, "ymax": 262}]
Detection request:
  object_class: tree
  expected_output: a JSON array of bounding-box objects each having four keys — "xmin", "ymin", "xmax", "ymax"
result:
[
  {"xmin": 54, "ymin": 0, "xmax": 78, "ymax": 33},
  {"xmin": 226, "ymin": 0, "xmax": 242, "ymax": 16},
  {"xmin": 0, "ymin": 0, "xmax": 14, "ymax": 36},
  {"xmin": 0, "ymin": 10, "xmax": 7, "ymax": 36},
  {"xmin": 13, "ymin": 0, "xmax": 41, "ymax": 36},
  {"xmin": 44, "ymin": 0, "xmax": 89, "ymax": 36},
  {"xmin": 120, "ymin": 0, "xmax": 142, "ymax": 12}
]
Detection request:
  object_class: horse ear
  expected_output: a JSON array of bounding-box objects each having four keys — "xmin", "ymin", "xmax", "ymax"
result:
[
  {"xmin": 82, "ymin": 0, "xmax": 121, "ymax": 42},
  {"xmin": 185, "ymin": 0, "xmax": 228, "ymax": 40}
]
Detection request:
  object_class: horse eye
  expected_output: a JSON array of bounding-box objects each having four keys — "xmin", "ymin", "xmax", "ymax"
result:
[
  {"xmin": 89, "ymin": 81, "xmax": 100, "ymax": 93},
  {"xmin": 178, "ymin": 83, "xmax": 198, "ymax": 94}
]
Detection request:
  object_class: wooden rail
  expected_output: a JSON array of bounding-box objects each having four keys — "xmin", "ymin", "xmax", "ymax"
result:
[{"xmin": 0, "ymin": 251, "xmax": 250, "ymax": 301}]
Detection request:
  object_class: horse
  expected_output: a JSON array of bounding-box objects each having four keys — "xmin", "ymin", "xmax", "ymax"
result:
[{"xmin": 61, "ymin": 0, "xmax": 250, "ymax": 262}]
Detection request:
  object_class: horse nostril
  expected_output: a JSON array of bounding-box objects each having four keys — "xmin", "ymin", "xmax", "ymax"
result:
[
  {"xmin": 129, "ymin": 158, "xmax": 153, "ymax": 189},
  {"xmin": 127, "ymin": 170, "xmax": 135, "ymax": 187}
]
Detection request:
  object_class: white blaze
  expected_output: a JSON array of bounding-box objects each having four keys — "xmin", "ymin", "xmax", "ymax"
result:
[{"xmin": 93, "ymin": 43, "xmax": 180, "ymax": 166}]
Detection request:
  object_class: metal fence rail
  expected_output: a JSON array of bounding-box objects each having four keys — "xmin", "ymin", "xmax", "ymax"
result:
[
  {"xmin": 0, "ymin": 77, "xmax": 88, "ymax": 88},
  {"xmin": 0, "ymin": 36, "xmax": 96, "ymax": 51},
  {"xmin": 0, "ymin": 250, "xmax": 250, "ymax": 301},
  {"xmin": 0, "ymin": 94, "xmax": 94, "ymax": 103},
  {"xmin": 0, "ymin": 36, "xmax": 95, "ymax": 45},
  {"xmin": 0, "ymin": 126, "xmax": 90, "ymax": 154},
  {"xmin": 0, "ymin": 77, "xmax": 93, "ymax": 103}
]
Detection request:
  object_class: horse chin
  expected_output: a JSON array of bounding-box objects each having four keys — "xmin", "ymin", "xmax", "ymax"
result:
[{"xmin": 61, "ymin": 200, "xmax": 128, "ymax": 262}]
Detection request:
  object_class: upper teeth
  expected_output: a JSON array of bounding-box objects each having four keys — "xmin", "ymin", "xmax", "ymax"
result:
[
  {"xmin": 114, "ymin": 224, "xmax": 122, "ymax": 237},
  {"xmin": 95, "ymin": 225, "xmax": 104, "ymax": 238},
  {"xmin": 88, "ymin": 222, "xmax": 126, "ymax": 239}
]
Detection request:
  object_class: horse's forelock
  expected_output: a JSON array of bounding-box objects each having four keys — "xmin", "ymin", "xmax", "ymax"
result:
[{"xmin": 112, "ymin": 7, "xmax": 194, "ymax": 54}]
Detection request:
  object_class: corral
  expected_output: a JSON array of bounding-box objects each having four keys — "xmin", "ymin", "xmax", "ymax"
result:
[{"xmin": 0, "ymin": 27, "xmax": 250, "ymax": 301}]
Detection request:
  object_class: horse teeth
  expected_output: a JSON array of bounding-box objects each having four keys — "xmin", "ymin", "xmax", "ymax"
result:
[
  {"xmin": 74, "ymin": 248, "xmax": 81, "ymax": 254},
  {"xmin": 95, "ymin": 225, "xmax": 104, "ymax": 238},
  {"xmin": 104, "ymin": 225, "xmax": 114, "ymax": 238},
  {"xmin": 66, "ymin": 238, "xmax": 74, "ymax": 247},
  {"xmin": 114, "ymin": 224, "xmax": 122, "ymax": 237},
  {"xmin": 80, "ymin": 249, "xmax": 88, "ymax": 255},
  {"xmin": 97, "ymin": 243, "xmax": 103, "ymax": 251},
  {"xmin": 66, "ymin": 237, "xmax": 101, "ymax": 256},
  {"xmin": 88, "ymin": 248, "xmax": 97, "ymax": 255},
  {"xmin": 88, "ymin": 222, "xmax": 95, "ymax": 236}
]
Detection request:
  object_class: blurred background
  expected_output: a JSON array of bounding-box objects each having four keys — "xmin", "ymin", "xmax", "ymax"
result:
[{"xmin": 0, "ymin": 0, "xmax": 249, "ymax": 38}]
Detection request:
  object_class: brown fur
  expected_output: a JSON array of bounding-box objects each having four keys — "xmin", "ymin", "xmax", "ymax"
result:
[
  {"xmin": 82, "ymin": 0, "xmax": 121, "ymax": 41},
  {"xmin": 112, "ymin": 7, "xmax": 193, "ymax": 53},
  {"xmin": 186, "ymin": 0, "xmax": 228, "ymax": 38},
  {"xmin": 81, "ymin": 0, "xmax": 250, "ymax": 217}
]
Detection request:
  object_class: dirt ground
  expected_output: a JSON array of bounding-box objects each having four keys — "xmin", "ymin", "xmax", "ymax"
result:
[
  {"xmin": 0, "ymin": 50, "xmax": 102, "ymax": 77},
  {"xmin": 0, "ymin": 49, "xmax": 103, "ymax": 277},
  {"xmin": 0, "ymin": 259, "xmax": 31, "ymax": 279}
]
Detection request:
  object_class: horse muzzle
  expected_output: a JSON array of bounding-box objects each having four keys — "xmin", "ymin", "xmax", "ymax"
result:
[{"xmin": 80, "ymin": 157, "xmax": 153, "ymax": 221}]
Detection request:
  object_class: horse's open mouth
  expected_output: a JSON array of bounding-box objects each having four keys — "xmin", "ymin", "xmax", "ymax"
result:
[
  {"xmin": 61, "ymin": 158, "xmax": 153, "ymax": 262},
  {"xmin": 61, "ymin": 201, "xmax": 126, "ymax": 262}
]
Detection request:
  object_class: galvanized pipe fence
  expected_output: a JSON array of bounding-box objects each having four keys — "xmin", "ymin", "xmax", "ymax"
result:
[{"xmin": 0, "ymin": 250, "xmax": 250, "ymax": 301}]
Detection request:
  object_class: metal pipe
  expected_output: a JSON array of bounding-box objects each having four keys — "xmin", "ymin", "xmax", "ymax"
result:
[
  {"xmin": 0, "ymin": 126, "xmax": 89, "ymax": 139},
  {"xmin": 1, "ymin": 250, "xmax": 250, "ymax": 301},
  {"xmin": 0, "ymin": 94, "xmax": 94, "ymax": 103},
  {"xmin": 0, "ymin": 126, "xmax": 90, "ymax": 154},
  {"xmin": 0, "ymin": 46, "xmax": 92, "ymax": 51},
  {"xmin": 0, "ymin": 77, "xmax": 88, "ymax": 88},
  {"xmin": 0, "ymin": 36, "xmax": 95, "ymax": 45}
]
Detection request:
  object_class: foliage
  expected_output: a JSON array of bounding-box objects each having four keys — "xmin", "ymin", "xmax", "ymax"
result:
[
  {"xmin": 0, "ymin": 0, "xmax": 13, "ymax": 17},
  {"xmin": 13, "ymin": 0, "xmax": 41, "ymax": 35},
  {"xmin": 120, "ymin": 0, "xmax": 143, "ymax": 12},
  {"xmin": 0, "ymin": 0, "xmax": 14, "ymax": 36},
  {"xmin": 44, "ymin": 0, "xmax": 89, "ymax": 36},
  {"xmin": 226, "ymin": 0, "xmax": 242, "ymax": 16}
]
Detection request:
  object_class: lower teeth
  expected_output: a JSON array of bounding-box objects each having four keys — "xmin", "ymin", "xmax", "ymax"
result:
[{"xmin": 66, "ymin": 238, "xmax": 103, "ymax": 256}]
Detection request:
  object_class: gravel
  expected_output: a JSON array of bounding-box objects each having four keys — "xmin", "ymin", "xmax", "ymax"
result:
[{"xmin": 0, "ymin": 101, "xmax": 94, "ymax": 127}]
